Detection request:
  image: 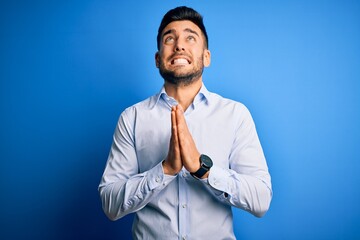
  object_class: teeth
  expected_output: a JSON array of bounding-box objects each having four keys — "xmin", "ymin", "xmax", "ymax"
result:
[{"xmin": 173, "ymin": 58, "xmax": 188, "ymax": 64}]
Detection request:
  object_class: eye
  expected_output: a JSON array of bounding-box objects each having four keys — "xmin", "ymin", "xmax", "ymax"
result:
[
  {"xmin": 164, "ymin": 36, "xmax": 174, "ymax": 43},
  {"xmin": 187, "ymin": 35, "xmax": 196, "ymax": 41}
]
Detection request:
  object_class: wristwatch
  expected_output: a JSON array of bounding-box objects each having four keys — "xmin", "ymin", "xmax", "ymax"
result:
[{"xmin": 191, "ymin": 154, "xmax": 213, "ymax": 179}]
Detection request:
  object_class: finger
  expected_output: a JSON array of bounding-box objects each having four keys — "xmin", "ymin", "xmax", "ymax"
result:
[
  {"xmin": 176, "ymin": 104, "xmax": 183, "ymax": 112},
  {"xmin": 171, "ymin": 108, "xmax": 181, "ymax": 158},
  {"xmin": 171, "ymin": 109, "xmax": 179, "ymax": 143},
  {"xmin": 175, "ymin": 104, "xmax": 184, "ymax": 125},
  {"xmin": 175, "ymin": 107, "xmax": 190, "ymax": 158},
  {"xmin": 175, "ymin": 106, "xmax": 188, "ymax": 137},
  {"xmin": 164, "ymin": 107, "xmax": 182, "ymax": 175},
  {"xmin": 174, "ymin": 106, "xmax": 199, "ymax": 169},
  {"xmin": 171, "ymin": 107, "xmax": 177, "ymax": 133}
]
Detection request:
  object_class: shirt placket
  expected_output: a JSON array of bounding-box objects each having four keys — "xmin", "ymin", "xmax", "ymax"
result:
[{"xmin": 178, "ymin": 168, "xmax": 189, "ymax": 240}]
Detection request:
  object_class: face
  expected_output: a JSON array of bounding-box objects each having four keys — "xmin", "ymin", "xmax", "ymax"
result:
[{"xmin": 156, "ymin": 20, "xmax": 211, "ymax": 86}]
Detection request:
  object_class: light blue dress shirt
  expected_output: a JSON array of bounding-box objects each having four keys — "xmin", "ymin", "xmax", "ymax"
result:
[{"xmin": 99, "ymin": 84, "xmax": 272, "ymax": 240}]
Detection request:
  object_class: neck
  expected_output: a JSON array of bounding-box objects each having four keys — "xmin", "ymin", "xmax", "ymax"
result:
[{"xmin": 164, "ymin": 78, "xmax": 203, "ymax": 111}]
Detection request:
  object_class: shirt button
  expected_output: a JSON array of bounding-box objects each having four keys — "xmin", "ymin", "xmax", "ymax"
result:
[
  {"xmin": 182, "ymin": 204, "xmax": 187, "ymax": 208},
  {"xmin": 182, "ymin": 236, "xmax": 187, "ymax": 240},
  {"xmin": 155, "ymin": 177, "xmax": 160, "ymax": 183},
  {"xmin": 182, "ymin": 172, "xmax": 187, "ymax": 177}
]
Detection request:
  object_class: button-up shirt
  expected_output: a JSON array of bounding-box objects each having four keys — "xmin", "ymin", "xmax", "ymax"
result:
[{"xmin": 99, "ymin": 84, "xmax": 272, "ymax": 240}]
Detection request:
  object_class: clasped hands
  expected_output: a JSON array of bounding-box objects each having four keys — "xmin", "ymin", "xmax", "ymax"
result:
[{"xmin": 162, "ymin": 105, "xmax": 204, "ymax": 177}]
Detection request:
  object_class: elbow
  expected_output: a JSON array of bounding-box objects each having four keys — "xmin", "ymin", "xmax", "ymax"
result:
[
  {"xmin": 101, "ymin": 199, "xmax": 124, "ymax": 221},
  {"xmin": 243, "ymin": 184, "xmax": 272, "ymax": 218},
  {"xmin": 252, "ymin": 188, "xmax": 272, "ymax": 218},
  {"xmin": 252, "ymin": 204, "xmax": 270, "ymax": 218},
  {"xmin": 100, "ymin": 196, "xmax": 126, "ymax": 221},
  {"xmin": 104, "ymin": 209, "xmax": 121, "ymax": 221},
  {"xmin": 99, "ymin": 186, "xmax": 123, "ymax": 221},
  {"xmin": 101, "ymin": 199, "xmax": 120, "ymax": 221}
]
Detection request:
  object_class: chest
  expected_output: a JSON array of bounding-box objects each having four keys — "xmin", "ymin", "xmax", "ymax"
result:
[{"xmin": 134, "ymin": 109, "xmax": 237, "ymax": 172}]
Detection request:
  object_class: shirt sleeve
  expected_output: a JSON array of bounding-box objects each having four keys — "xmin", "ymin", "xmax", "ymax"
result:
[
  {"xmin": 98, "ymin": 108, "xmax": 176, "ymax": 221},
  {"xmin": 199, "ymin": 105, "xmax": 272, "ymax": 218}
]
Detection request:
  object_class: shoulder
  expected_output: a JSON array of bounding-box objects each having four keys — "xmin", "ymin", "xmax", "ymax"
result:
[
  {"xmin": 113, "ymin": 95, "xmax": 158, "ymax": 133},
  {"xmin": 121, "ymin": 94, "xmax": 158, "ymax": 117},
  {"xmin": 206, "ymin": 91, "xmax": 255, "ymax": 129},
  {"xmin": 208, "ymin": 91, "xmax": 249, "ymax": 114}
]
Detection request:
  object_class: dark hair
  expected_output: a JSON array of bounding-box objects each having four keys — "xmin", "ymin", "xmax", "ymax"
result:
[{"xmin": 157, "ymin": 6, "xmax": 208, "ymax": 50}]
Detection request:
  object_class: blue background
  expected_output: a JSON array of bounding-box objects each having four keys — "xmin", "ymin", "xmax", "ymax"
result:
[{"xmin": 1, "ymin": 0, "xmax": 359, "ymax": 239}]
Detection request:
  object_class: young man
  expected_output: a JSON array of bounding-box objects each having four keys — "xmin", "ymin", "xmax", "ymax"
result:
[{"xmin": 99, "ymin": 6, "xmax": 272, "ymax": 239}]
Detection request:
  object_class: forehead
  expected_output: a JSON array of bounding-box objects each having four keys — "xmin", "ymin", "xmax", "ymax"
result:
[{"xmin": 161, "ymin": 20, "xmax": 202, "ymax": 37}]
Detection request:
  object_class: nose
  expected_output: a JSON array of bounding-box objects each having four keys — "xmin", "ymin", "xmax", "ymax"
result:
[
  {"xmin": 175, "ymin": 47, "xmax": 185, "ymax": 52},
  {"xmin": 175, "ymin": 46, "xmax": 185, "ymax": 52},
  {"xmin": 174, "ymin": 39, "xmax": 185, "ymax": 52}
]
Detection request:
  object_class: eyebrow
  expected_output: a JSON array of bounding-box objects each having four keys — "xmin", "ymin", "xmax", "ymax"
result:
[
  {"xmin": 162, "ymin": 28, "xmax": 200, "ymax": 38},
  {"xmin": 184, "ymin": 28, "xmax": 200, "ymax": 36}
]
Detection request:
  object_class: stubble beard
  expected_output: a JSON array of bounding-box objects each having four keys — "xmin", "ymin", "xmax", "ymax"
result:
[{"xmin": 159, "ymin": 55, "xmax": 204, "ymax": 86}]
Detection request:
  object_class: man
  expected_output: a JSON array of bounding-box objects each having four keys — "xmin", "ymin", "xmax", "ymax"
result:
[{"xmin": 99, "ymin": 6, "xmax": 272, "ymax": 240}]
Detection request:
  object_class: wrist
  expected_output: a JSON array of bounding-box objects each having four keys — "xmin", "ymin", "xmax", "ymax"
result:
[
  {"xmin": 162, "ymin": 160, "xmax": 179, "ymax": 176},
  {"xmin": 190, "ymin": 154, "xmax": 213, "ymax": 179},
  {"xmin": 200, "ymin": 170, "xmax": 210, "ymax": 179}
]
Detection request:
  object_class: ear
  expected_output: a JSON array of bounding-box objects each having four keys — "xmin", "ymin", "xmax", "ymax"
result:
[
  {"xmin": 155, "ymin": 52, "xmax": 160, "ymax": 68},
  {"xmin": 203, "ymin": 49, "xmax": 211, "ymax": 67}
]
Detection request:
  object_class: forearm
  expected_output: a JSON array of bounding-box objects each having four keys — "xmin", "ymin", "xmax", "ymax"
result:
[
  {"xmin": 99, "ymin": 162, "xmax": 176, "ymax": 221},
  {"xmin": 201, "ymin": 165, "xmax": 272, "ymax": 217}
]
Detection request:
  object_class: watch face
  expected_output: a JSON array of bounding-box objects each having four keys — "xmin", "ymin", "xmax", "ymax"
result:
[{"xmin": 200, "ymin": 154, "xmax": 213, "ymax": 168}]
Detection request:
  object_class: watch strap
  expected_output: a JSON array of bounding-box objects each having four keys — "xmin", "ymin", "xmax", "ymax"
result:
[
  {"xmin": 191, "ymin": 166, "xmax": 208, "ymax": 179},
  {"xmin": 191, "ymin": 154, "xmax": 212, "ymax": 179}
]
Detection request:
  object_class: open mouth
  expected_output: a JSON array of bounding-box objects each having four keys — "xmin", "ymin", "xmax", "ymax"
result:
[{"xmin": 171, "ymin": 57, "xmax": 191, "ymax": 65}]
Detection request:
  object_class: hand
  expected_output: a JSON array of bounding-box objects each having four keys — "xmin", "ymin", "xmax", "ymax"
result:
[
  {"xmin": 162, "ymin": 106, "xmax": 183, "ymax": 175},
  {"xmin": 174, "ymin": 105, "xmax": 201, "ymax": 173}
]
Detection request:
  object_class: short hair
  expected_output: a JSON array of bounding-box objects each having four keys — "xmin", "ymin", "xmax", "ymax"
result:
[{"xmin": 157, "ymin": 6, "xmax": 209, "ymax": 50}]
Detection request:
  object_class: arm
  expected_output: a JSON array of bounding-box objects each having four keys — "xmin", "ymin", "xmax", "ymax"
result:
[
  {"xmin": 167, "ymin": 104, "xmax": 272, "ymax": 217},
  {"xmin": 201, "ymin": 106, "xmax": 272, "ymax": 217},
  {"xmin": 98, "ymin": 109, "xmax": 175, "ymax": 221}
]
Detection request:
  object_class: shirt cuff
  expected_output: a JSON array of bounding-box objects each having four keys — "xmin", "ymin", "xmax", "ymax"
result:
[
  {"xmin": 206, "ymin": 165, "xmax": 234, "ymax": 200},
  {"xmin": 146, "ymin": 161, "xmax": 176, "ymax": 191}
]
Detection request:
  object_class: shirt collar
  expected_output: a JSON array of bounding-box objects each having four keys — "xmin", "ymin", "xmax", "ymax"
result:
[
  {"xmin": 196, "ymin": 84, "xmax": 211, "ymax": 106},
  {"xmin": 149, "ymin": 83, "xmax": 211, "ymax": 109}
]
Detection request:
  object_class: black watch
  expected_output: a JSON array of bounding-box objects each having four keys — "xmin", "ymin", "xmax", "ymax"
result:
[{"xmin": 191, "ymin": 154, "xmax": 213, "ymax": 179}]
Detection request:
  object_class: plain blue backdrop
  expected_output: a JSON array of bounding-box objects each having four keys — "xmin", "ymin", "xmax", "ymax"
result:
[{"xmin": 1, "ymin": 0, "xmax": 359, "ymax": 239}]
